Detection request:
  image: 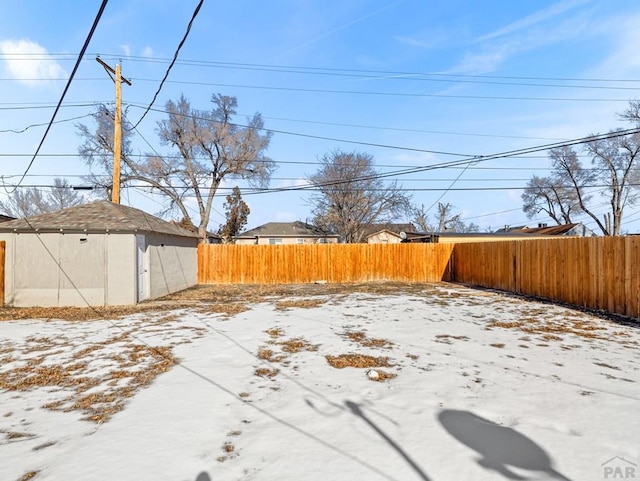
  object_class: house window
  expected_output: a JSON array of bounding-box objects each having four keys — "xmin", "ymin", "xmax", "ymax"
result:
[
  {"xmin": 269, "ymin": 238, "xmax": 282, "ymax": 245},
  {"xmin": 318, "ymin": 238, "xmax": 327, "ymax": 244},
  {"xmin": 296, "ymin": 238, "xmax": 304, "ymax": 244}
]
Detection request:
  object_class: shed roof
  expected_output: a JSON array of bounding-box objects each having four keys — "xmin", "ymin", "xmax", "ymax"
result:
[
  {"xmin": 0, "ymin": 201, "xmax": 199, "ymax": 238},
  {"xmin": 238, "ymin": 221, "xmax": 338, "ymax": 238}
]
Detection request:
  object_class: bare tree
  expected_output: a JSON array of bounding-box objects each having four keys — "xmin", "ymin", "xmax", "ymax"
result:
[
  {"xmin": 432, "ymin": 202, "xmax": 479, "ymax": 232},
  {"xmin": 307, "ymin": 150, "xmax": 412, "ymax": 243},
  {"xmin": 0, "ymin": 178, "xmax": 85, "ymax": 217},
  {"xmin": 411, "ymin": 203, "xmax": 434, "ymax": 232},
  {"xmin": 218, "ymin": 186, "xmax": 250, "ymax": 243},
  {"xmin": 585, "ymin": 130, "xmax": 640, "ymax": 235},
  {"xmin": 521, "ymin": 146, "xmax": 591, "ymax": 225},
  {"xmin": 78, "ymin": 94, "xmax": 274, "ymax": 241},
  {"xmin": 435, "ymin": 202, "xmax": 460, "ymax": 232},
  {"xmin": 522, "ymin": 132, "xmax": 640, "ymax": 236},
  {"xmin": 619, "ymin": 99, "xmax": 640, "ymax": 125}
]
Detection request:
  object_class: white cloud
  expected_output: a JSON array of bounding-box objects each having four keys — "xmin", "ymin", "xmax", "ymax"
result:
[
  {"xmin": 0, "ymin": 38, "xmax": 66, "ymax": 87},
  {"xmin": 592, "ymin": 12, "xmax": 640, "ymax": 78},
  {"xmin": 391, "ymin": 152, "xmax": 438, "ymax": 166},
  {"xmin": 443, "ymin": 1, "xmax": 595, "ymax": 75},
  {"xmin": 141, "ymin": 46, "xmax": 154, "ymax": 58},
  {"xmin": 276, "ymin": 177, "xmax": 308, "ymax": 189},
  {"xmin": 476, "ymin": 0, "xmax": 592, "ymax": 42},
  {"xmin": 120, "ymin": 44, "xmax": 132, "ymax": 57},
  {"xmin": 394, "ymin": 36, "xmax": 433, "ymax": 49}
]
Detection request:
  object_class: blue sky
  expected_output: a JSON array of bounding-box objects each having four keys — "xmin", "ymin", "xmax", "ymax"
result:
[{"xmin": 1, "ymin": 0, "xmax": 640, "ymax": 233}]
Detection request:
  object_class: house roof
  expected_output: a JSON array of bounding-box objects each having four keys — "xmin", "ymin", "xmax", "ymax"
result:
[
  {"xmin": 361, "ymin": 223, "xmax": 415, "ymax": 238},
  {"xmin": 0, "ymin": 201, "xmax": 199, "ymax": 238},
  {"xmin": 519, "ymin": 223, "xmax": 585, "ymax": 235},
  {"xmin": 238, "ymin": 221, "xmax": 338, "ymax": 238}
]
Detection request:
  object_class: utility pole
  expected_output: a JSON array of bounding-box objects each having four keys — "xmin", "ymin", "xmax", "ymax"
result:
[{"xmin": 96, "ymin": 56, "xmax": 131, "ymax": 204}]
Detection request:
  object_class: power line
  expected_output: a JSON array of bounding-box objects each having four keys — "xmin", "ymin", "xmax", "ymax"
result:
[
  {"xmin": 11, "ymin": 52, "xmax": 640, "ymax": 85},
  {"xmin": 233, "ymin": 127, "xmax": 640, "ymax": 197},
  {"xmin": 0, "ymin": 113, "xmax": 94, "ymax": 134},
  {"xmin": 127, "ymin": 0, "xmax": 204, "ymax": 130},
  {"xmin": 6, "ymin": 0, "xmax": 109, "ymax": 193},
  {"xmin": 128, "ymin": 79, "xmax": 635, "ymax": 103},
  {"xmin": 124, "ymin": 103, "xmax": 473, "ymax": 157}
]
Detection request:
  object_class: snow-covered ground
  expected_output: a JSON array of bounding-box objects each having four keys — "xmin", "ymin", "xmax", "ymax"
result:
[{"xmin": 1, "ymin": 284, "xmax": 639, "ymax": 481}]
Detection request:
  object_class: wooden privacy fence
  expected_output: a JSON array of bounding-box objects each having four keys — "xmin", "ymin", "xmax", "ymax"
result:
[
  {"xmin": 198, "ymin": 243, "xmax": 455, "ymax": 284},
  {"xmin": 199, "ymin": 237, "xmax": 640, "ymax": 319},
  {"xmin": 452, "ymin": 237, "xmax": 640, "ymax": 319},
  {"xmin": 0, "ymin": 241, "xmax": 4, "ymax": 306}
]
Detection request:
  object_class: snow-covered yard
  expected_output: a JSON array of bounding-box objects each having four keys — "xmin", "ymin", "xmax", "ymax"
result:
[{"xmin": 1, "ymin": 283, "xmax": 639, "ymax": 481}]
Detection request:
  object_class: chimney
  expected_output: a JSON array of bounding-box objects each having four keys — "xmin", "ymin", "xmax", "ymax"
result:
[{"xmin": 538, "ymin": 223, "xmax": 547, "ymax": 228}]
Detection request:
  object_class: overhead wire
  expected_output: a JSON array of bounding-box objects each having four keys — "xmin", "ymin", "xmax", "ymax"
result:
[
  {"xmin": 0, "ymin": 113, "xmax": 94, "ymax": 134},
  {"xmin": 126, "ymin": 0, "xmax": 204, "ymax": 130},
  {"xmin": 6, "ymin": 0, "xmax": 110, "ymax": 194},
  {"xmin": 8, "ymin": 52, "xmax": 640, "ymax": 85}
]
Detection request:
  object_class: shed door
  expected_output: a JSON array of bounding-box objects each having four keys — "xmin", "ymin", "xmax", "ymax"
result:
[{"xmin": 136, "ymin": 235, "xmax": 149, "ymax": 302}]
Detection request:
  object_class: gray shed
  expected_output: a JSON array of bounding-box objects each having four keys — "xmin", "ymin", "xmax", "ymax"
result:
[{"xmin": 0, "ymin": 201, "xmax": 199, "ymax": 307}]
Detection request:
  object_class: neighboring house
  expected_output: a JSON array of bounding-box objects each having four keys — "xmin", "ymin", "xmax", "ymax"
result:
[
  {"xmin": 235, "ymin": 222, "xmax": 339, "ymax": 245},
  {"xmin": 364, "ymin": 223, "xmax": 416, "ymax": 244},
  {"xmin": 0, "ymin": 201, "xmax": 199, "ymax": 307},
  {"xmin": 494, "ymin": 223, "xmax": 596, "ymax": 237},
  {"xmin": 518, "ymin": 223, "xmax": 596, "ymax": 237},
  {"xmin": 395, "ymin": 231, "xmax": 552, "ymax": 244},
  {"xmin": 0, "ymin": 214, "xmax": 16, "ymax": 223},
  {"xmin": 206, "ymin": 232, "xmax": 223, "ymax": 244}
]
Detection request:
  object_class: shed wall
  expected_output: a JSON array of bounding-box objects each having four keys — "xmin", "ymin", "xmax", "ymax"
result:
[
  {"xmin": 147, "ymin": 233, "xmax": 198, "ymax": 299},
  {"xmin": 0, "ymin": 232, "xmax": 138, "ymax": 307}
]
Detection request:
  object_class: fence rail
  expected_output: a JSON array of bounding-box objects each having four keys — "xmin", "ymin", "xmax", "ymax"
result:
[{"xmin": 198, "ymin": 237, "xmax": 640, "ymax": 319}]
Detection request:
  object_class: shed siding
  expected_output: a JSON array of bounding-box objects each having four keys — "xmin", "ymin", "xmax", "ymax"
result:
[
  {"xmin": 106, "ymin": 234, "xmax": 136, "ymax": 306},
  {"xmin": 147, "ymin": 233, "xmax": 198, "ymax": 299}
]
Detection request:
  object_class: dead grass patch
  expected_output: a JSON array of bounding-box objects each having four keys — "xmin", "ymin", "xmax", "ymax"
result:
[
  {"xmin": 254, "ymin": 368, "xmax": 279, "ymax": 378},
  {"xmin": 279, "ymin": 337, "xmax": 319, "ymax": 353},
  {"xmin": 257, "ymin": 348, "xmax": 286, "ymax": 363},
  {"xmin": 368, "ymin": 370, "xmax": 397, "ymax": 382},
  {"xmin": 0, "ymin": 336, "xmax": 177, "ymax": 424},
  {"xmin": 489, "ymin": 343, "xmax": 505, "ymax": 348},
  {"xmin": 342, "ymin": 331, "xmax": 393, "ymax": 349},
  {"xmin": 325, "ymin": 354, "xmax": 393, "ymax": 369},
  {"xmin": 197, "ymin": 303, "xmax": 249, "ymax": 318},
  {"xmin": 265, "ymin": 327, "xmax": 284, "ymax": 338},
  {"xmin": 17, "ymin": 471, "xmax": 39, "ymax": 481},
  {"xmin": 274, "ymin": 299, "xmax": 325, "ymax": 311}
]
